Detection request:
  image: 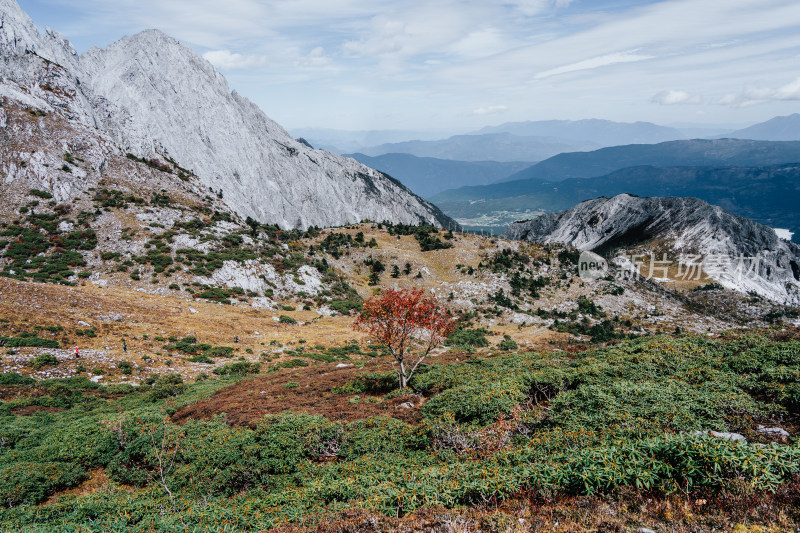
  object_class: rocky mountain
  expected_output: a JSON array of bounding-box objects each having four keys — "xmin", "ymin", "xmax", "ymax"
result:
[
  {"xmin": 503, "ymin": 194, "xmax": 800, "ymax": 304},
  {"xmin": 355, "ymin": 132, "xmax": 597, "ymax": 162},
  {"xmin": 475, "ymin": 119, "xmax": 686, "ymax": 146},
  {"xmin": 0, "ymin": 0, "xmax": 453, "ymax": 230},
  {"xmin": 346, "ymin": 153, "xmax": 530, "ymax": 198},
  {"xmin": 722, "ymin": 114, "xmax": 800, "ymax": 141}
]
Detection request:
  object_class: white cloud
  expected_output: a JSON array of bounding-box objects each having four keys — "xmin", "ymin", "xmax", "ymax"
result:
[
  {"xmin": 713, "ymin": 77, "xmax": 800, "ymax": 107},
  {"xmin": 534, "ymin": 50, "xmax": 653, "ymax": 80},
  {"xmin": 472, "ymin": 105, "xmax": 508, "ymax": 115},
  {"xmin": 651, "ymin": 89, "xmax": 703, "ymax": 105},
  {"xmin": 743, "ymin": 77, "xmax": 800, "ymax": 102},
  {"xmin": 202, "ymin": 50, "xmax": 268, "ymax": 70}
]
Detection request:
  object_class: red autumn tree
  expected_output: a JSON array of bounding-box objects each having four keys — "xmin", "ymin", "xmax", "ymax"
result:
[{"xmin": 353, "ymin": 288, "xmax": 455, "ymax": 389}]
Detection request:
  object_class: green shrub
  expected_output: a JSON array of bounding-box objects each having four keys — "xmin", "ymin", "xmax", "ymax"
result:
[
  {"xmin": 279, "ymin": 315, "xmax": 297, "ymax": 324},
  {"xmin": 146, "ymin": 373, "xmax": 186, "ymax": 400},
  {"xmin": 253, "ymin": 413, "xmax": 343, "ymax": 474},
  {"xmin": 170, "ymin": 420, "xmax": 261, "ymax": 496},
  {"xmin": 0, "ymin": 462, "xmax": 86, "ymax": 506},
  {"xmin": 340, "ymin": 417, "xmax": 427, "ymax": 459},
  {"xmin": 577, "ymin": 295, "xmax": 605, "ymax": 318},
  {"xmin": 549, "ymin": 379, "xmax": 761, "ymax": 434},
  {"xmin": 557, "ymin": 248, "xmax": 580, "ymax": 265},
  {"xmin": 203, "ymin": 346, "xmax": 234, "ymax": 358},
  {"xmin": 75, "ymin": 327, "xmax": 97, "ymax": 338},
  {"xmin": 446, "ymin": 327, "xmax": 489, "ymax": 348},
  {"xmin": 31, "ymin": 352, "xmax": 59, "ymax": 369},
  {"xmin": 213, "ymin": 361, "xmax": 260, "ymax": 376},
  {"xmin": 329, "ymin": 300, "xmax": 362, "ymax": 315},
  {"xmin": 497, "ymin": 336, "xmax": 518, "ymax": 351},
  {"xmin": 28, "ymin": 188, "xmax": 53, "ymax": 199},
  {"xmin": 422, "ymin": 378, "xmax": 526, "ymax": 425},
  {"xmin": 163, "ymin": 337, "xmax": 212, "ymax": 355},
  {"xmin": 0, "ymin": 331, "xmax": 798, "ymax": 527},
  {"xmin": 0, "ymin": 336, "xmax": 60, "ymax": 348},
  {"xmin": 0, "ymin": 372, "xmax": 35, "ymax": 385}
]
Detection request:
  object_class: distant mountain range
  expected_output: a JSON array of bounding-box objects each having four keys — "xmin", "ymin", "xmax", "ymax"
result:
[
  {"xmin": 499, "ymin": 138, "xmax": 800, "ymax": 182},
  {"xmin": 346, "ymin": 153, "xmax": 530, "ymax": 198},
  {"xmin": 475, "ymin": 118, "xmax": 687, "ymax": 146},
  {"xmin": 294, "ymin": 114, "xmax": 799, "ymax": 162},
  {"xmin": 352, "ymin": 132, "xmax": 598, "ymax": 162}
]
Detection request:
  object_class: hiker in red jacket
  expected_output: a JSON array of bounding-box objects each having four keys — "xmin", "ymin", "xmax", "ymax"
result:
[{"xmin": 74, "ymin": 346, "xmax": 79, "ymax": 358}]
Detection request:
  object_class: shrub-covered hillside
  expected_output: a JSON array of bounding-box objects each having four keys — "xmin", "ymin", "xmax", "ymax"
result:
[{"xmin": 0, "ymin": 330, "xmax": 798, "ymax": 531}]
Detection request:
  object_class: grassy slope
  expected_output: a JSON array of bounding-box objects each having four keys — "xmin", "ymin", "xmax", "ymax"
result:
[{"xmin": 0, "ymin": 330, "xmax": 798, "ymax": 531}]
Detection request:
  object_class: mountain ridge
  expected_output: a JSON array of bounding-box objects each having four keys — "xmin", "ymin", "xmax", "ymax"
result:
[
  {"xmin": 355, "ymin": 132, "xmax": 598, "ymax": 162},
  {"xmin": 501, "ymin": 138, "xmax": 800, "ymax": 182}
]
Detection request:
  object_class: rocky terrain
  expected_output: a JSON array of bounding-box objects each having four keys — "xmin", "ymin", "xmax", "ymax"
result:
[
  {"xmin": 2, "ymin": 218, "xmax": 794, "ymax": 387},
  {"xmin": 504, "ymin": 194, "xmax": 800, "ymax": 305}
]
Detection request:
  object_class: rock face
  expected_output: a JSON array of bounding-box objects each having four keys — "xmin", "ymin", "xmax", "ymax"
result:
[
  {"xmin": 0, "ymin": 0, "xmax": 453, "ymax": 229},
  {"xmin": 503, "ymin": 194, "xmax": 800, "ymax": 304}
]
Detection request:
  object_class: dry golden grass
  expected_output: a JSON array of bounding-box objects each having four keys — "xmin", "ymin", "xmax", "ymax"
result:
[{"xmin": 0, "ymin": 276, "xmax": 371, "ymax": 382}]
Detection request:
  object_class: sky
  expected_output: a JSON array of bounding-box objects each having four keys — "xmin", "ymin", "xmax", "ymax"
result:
[{"xmin": 16, "ymin": 0, "xmax": 800, "ymax": 133}]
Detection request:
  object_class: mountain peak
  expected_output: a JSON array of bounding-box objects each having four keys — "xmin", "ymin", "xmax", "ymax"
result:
[{"xmin": 724, "ymin": 113, "xmax": 800, "ymax": 141}]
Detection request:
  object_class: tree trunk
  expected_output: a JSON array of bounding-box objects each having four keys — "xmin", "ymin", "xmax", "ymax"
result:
[{"xmin": 398, "ymin": 360, "xmax": 408, "ymax": 389}]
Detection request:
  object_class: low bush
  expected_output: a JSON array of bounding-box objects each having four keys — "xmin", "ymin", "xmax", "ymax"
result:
[
  {"xmin": 0, "ymin": 336, "xmax": 61, "ymax": 348},
  {"xmin": 203, "ymin": 346, "xmax": 234, "ymax": 358},
  {"xmin": 421, "ymin": 378, "xmax": 526, "ymax": 425},
  {"xmin": 213, "ymin": 361, "xmax": 260, "ymax": 376},
  {"xmin": 30, "ymin": 353, "xmax": 59, "ymax": 369},
  {"xmin": 445, "ymin": 327, "xmax": 489, "ymax": 348},
  {"xmin": 328, "ymin": 300, "xmax": 362, "ymax": 315}
]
